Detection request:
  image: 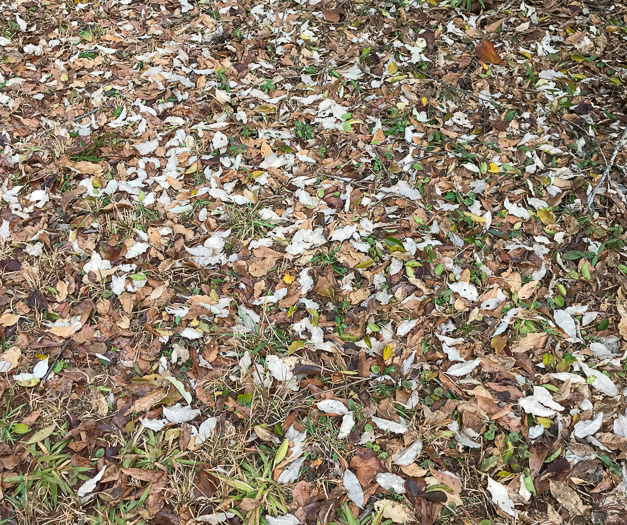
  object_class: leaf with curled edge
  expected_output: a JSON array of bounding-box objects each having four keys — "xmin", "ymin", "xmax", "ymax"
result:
[{"xmin": 475, "ymin": 41, "xmax": 504, "ymax": 65}]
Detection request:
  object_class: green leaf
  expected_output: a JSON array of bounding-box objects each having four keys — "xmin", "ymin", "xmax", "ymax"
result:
[
  {"xmin": 23, "ymin": 424, "xmax": 56, "ymax": 445},
  {"xmin": 237, "ymin": 393, "xmax": 253, "ymax": 404},
  {"xmin": 619, "ymin": 264, "xmax": 627, "ymax": 274},
  {"xmin": 355, "ymin": 259, "xmax": 374, "ymax": 269},
  {"xmin": 524, "ymin": 473, "xmax": 536, "ymax": 496},
  {"xmin": 274, "ymin": 439, "xmax": 289, "ymax": 468},
  {"xmin": 13, "ymin": 423, "xmax": 30, "ymax": 434},
  {"xmin": 581, "ymin": 263, "xmax": 591, "ymax": 280},
  {"xmin": 343, "ymin": 122, "xmax": 352, "ymax": 132},
  {"xmin": 307, "ymin": 308, "xmax": 319, "ymax": 326},
  {"xmin": 434, "ymin": 263, "xmax": 444, "ymax": 275},
  {"xmin": 368, "ymin": 323, "xmax": 380, "ymax": 332},
  {"xmin": 544, "ymin": 447, "xmax": 562, "ymax": 463},
  {"xmin": 562, "ymin": 250, "xmax": 585, "ymax": 260},
  {"xmin": 597, "ymin": 319, "xmax": 609, "ymax": 331},
  {"xmin": 554, "ymin": 295, "xmax": 565, "ymax": 307}
]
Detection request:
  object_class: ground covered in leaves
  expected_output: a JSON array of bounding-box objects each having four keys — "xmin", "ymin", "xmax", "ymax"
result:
[{"xmin": 1, "ymin": 0, "xmax": 627, "ymax": 523}]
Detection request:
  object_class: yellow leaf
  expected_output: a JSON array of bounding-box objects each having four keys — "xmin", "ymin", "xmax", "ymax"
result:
[
  {"xmin": 571, "ymin": 54, "xmax": 585, "ymax": 62},
  {"xmin": 185, "ymin": 162, "xmax": 198, "ymax": 174},
  {"xmin": 421, "ymin": 97, "xmax": 428, "ymax": 106},
  {"xmin": 387, "ymin": 62, "xmax": 398, "ymax": 74},
  {"xmin": 17, "ymin": 378, "xmax": 40, "ymax": 388},
  {"xmin": 537, "ymin": 208, "xmax": 555, "ymax": 225},
  {"xmin": 489, "ymin": 162, "xmax": 500, "ymax": 173},
  {"xmin": 463, "ymin": 211, "xmax": 487, "ymax": 223},
  {"xmin": 60, "ymin": 72, "xmax": 68, "ymax": 82},
  {"xmin": 518, "ymin": 50, "xmax": 532, "ymax": 59},
  {"xmin": 383, "ymin": 344, "xmax": 392, "ymax": 361},
  {"xmin": 537, "ymin": 417, "xmax": 552, "ymax": 428},
  {"xmin": 283, "ymin": 273, "xmax": 294, "ymax": 284}
]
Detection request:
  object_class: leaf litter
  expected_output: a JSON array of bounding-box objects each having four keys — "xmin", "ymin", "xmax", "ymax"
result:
[{"xmin": 0, "ymin": 0, "xmax": 627, "ymax": 523}]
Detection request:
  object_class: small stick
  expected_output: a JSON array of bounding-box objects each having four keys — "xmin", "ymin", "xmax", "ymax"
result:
[
  {"xmin": 587, "ymin": 126, "xmax": 627, "ymax": 211},
  {"xmin": 72, "ymin": 108, "xmax": 99, "ymax": 122},
  {"xmin": 41, "ymin": 339, "xmax": 73, "ymax": 382}
]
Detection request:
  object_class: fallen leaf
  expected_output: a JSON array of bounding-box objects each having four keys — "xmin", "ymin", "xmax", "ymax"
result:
[{"xmin": 475, "ymin": 41, "xmax": 504, "ymax": 65}]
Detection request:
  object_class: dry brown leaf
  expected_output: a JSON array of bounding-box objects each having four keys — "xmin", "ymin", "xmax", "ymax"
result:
[
  {"xmin": 0, "ymin": 312, "xmax": 20, "ymax": 327},
  {"xmin": 0, "ymin": 346, "xmax": 21, "ymax": 372},
  {"xmin": 518, "ymin": 280, "xmax": 539, "ymax": 300},
  {"xmin": 550, "ymin": 480, "xmax": 585, "ymax": 515},
  {"xmin": 321, "ymin": 8, "xmax": 342, "ymax": 23},
  {"xmin": 475, "ymin": 41, "xmax": 504, "ymax": 64},
  {"xmin": 619, "ymin": 316, "xmax": 627, "ymax": 340},
  {"xmin": 511, "ymin": 332, "xmax": 547, "ymax": 353}
]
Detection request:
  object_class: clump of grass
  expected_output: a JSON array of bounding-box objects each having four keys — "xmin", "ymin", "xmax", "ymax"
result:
[{"xmin": 224, "ymin": 202, "xmax": 278, "ymax": 240}]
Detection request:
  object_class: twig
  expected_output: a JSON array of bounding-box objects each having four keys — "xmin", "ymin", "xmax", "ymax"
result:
[
  {"xmin": 72, "ymin": 108, "xmax": 100, "ymax": 122},
  {"xmin": 587, "ymin": 126, "xmax": 627, "ymax": 210},
  {"xmin": 41, "ymin": 339, "xmax": 73, "ymax": 382}
]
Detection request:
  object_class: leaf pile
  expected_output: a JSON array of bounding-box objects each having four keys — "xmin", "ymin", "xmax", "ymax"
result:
[{"xmin": 1, "ymin": 0, "xmax": 627, "ymax": 524}]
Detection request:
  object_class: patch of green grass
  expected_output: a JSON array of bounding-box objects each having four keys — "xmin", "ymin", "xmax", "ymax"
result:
[
  {"xmin": 215, "ymin": 445, "xmax": 288, "ymax": 524},
  {"xmin": 3, "ymin": 435, "xmax": 91, "ymax": 514},
  {"xmin": 224, "ymin": 202, "xmax": 278, "ymax": 240},
  {"xmin": 0, "ymin": 389, "xmax": 26, "ymax": 445},
  {"xmin": 311, "ymin": 245, "xmax": 348, "ymax": 276}
]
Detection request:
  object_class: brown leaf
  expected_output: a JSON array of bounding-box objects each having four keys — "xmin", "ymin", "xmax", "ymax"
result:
[
  {"xmin": 350, "ymin": 447, "xmax": 380, "ymax": 485},
  {"xmin": 321, "ymin": 8, "xmax": 342, "ymax": 23},
  {"xmin": 0, "ymin": 346, "xmax": 21, "ymax": 372},
  {"xmin": 193, "ymin": 467, "xmax": 219, "ymax": 499},
  {"xmin": 550, "ymin": 480, "xmax": 586, "ymax": 515},
  {"xmin": 475, "ymin": 41, "xmax": 503, "ymax": 64},
  {"xmin": 0, "ymin": 312, "xmax": 20, "ymax": 327},
  {"xmin": 293, "ymin": 480, "xmax": 310, "ymax": 508},
  {"xmin": 596, "ymin": 433, "xmax": 627, "ymax": 450},
  {"xmin": 511, "ymin": 332, "xmax": 547, "ymax": 353},
  {"xmin": 27, "ymin": 290, "xmax": 48, "ymax": 312},
  {"xmin": 124, "ymin": 388, "xmax": 167, "ymax": 416}
]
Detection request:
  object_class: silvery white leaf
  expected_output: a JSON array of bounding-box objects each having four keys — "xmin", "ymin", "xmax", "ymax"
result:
[
  {"xmin": 141, "ymin": 418, "xmax": 168, "ymax": 431},
  {"xmin": 579, "ymin": 362, "xmax": 619, "ymax": 397},
  {"xmin": 392, "ymin": 439, "xmax": 423, "ymax": 465},
  {"xmin": 397, "ymin": 319, "xmax": 418, "ymax": 336},
  {"xmin": 277, "ymin": 456, "xmax": 305, "ymax": 484},
  {"xmin": 487, "ymin": 477, "xmax": 517, "ymax": 517},
  {"xmin": 613, "ymin": 413, "xmax": 627, "ymax": 437},
  {"xmin": 376, "ymin": 472, "xmax": 406, "ymax": 494},
  {"xmin": 371, "ymin": 416, "xmax": 408, "ymax": 434},
  {"xmin": 528, "ymin": 425, "xmax": 545, "ymax": 440},
  {"xmin": 33, "ymin": 358, "xmax": 49, "ymax": 379},
  {"xmin": 125, "ymin": 242, "xmax": 149, "ymax": 259},
  {"xmin": 504, "ymin": 198, "xmax": 530, "ymax": 220},
  {"xmin": 180, "ymin": 327, "xmax": 203, "ymax": 339},
  {"xmin": 338, "ymin": 413, "xmax": 355, "ymax": 439},
  {"xmin": 162, "ymin": 403, "xmax": 201, "ymax": 424},
  {"xmin": 266, "ymin": 355, "xmax": 293, "ymax": 382},
  {"xmin": 135, "ymin": 139, "xmax": 159, "ymax": 155},
  {"xmin": 446, "ymin": 359, "xmax": 481, "ymax": 377},
  {"xmin": 78, "ymin": 465, "xmax": 106, "ymax": 500},
  {"xmin": 316, "ymin": 399, "xmax": 349, "ymax": 416},
  {"xmin": 554, "ymin": 310, "xmax": 577, "ymax": 339},
  {"xmin": 449, "ymin": 281, "xmax": 478, "ymax": 302},
  {"xmin": 574, "ymin": 412, "xmax": 603, "ymax": 439},
  {"xmin": 343, "ymin": 469, "xmax": 364, "ymax": 508},
  {"xmin": 331, "ymin": 225, "xmax": 357, "ymax": 241},
  {"xmin": 195, "ymin": 417, "xmax": 218, "ymax": 445},
  {"xmin": 265, "ymin": 515, "xmax": 300, "ymax": 525},
  {"xmin": 212, "ymin": 131, "xmax": 228, "ymax": 149}
]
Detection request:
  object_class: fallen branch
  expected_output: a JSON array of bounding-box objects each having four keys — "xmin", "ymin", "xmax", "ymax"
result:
[{"xmin": 587, "ymin": 126, "xmax": 627, "ymax": 210}]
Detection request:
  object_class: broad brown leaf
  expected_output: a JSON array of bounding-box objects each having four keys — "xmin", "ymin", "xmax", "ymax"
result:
[{"xmin": 475, "ymin": 41, "xmax": 503, "ymax": 64}]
